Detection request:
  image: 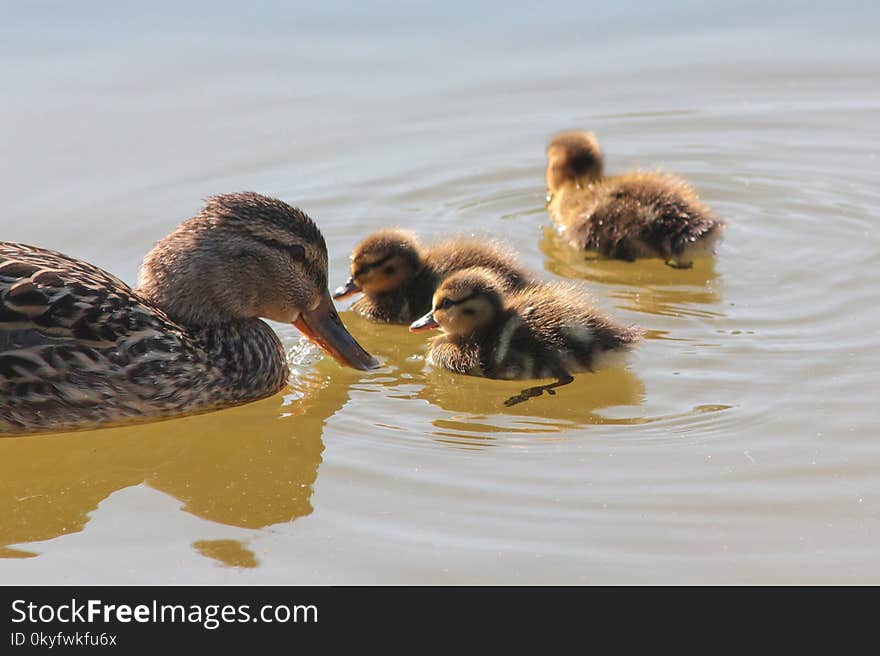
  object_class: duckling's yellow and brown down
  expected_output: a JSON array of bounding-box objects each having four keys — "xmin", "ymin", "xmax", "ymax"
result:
[
  {"xmin": 545, "ymin": 130, "xmax": 725, "ymax": 267},
  {"xmin": 333, "ymin": 229, "xmax": 535, "ymax": 324},
  {"xmin": 409, "ymin": 267, "xmax": 641, "ymax": 402}
]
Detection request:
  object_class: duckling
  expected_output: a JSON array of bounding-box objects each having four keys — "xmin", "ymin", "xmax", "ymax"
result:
[
  {"xmin": 409, "ymin": 267, "xmax": 641, "ymax": 405},
  {"xmin": 333, "ymin": 229, "xmax": 535, "ymax": 323},
  {"xmin": 0, "ymin": 192, "xmax": 378, "ymax": 435},
  {"xmin": 545, "ymin": 130, "xmax": 725, "ymax": 268}
]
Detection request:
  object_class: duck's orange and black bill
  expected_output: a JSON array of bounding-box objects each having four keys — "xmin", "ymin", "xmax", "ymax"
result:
[
  {"xmin": 294, "ymin": 291, "xmax": 379, "ymax": 370},
  {"xmin": 409, "ymin": 311, "xmax": 439, "ymax": 333},
  {"xmin": 332, "ymin": 277, "xmax": 361, "ymax": 300}
]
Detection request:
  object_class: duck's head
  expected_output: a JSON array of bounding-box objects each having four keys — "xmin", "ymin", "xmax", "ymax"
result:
[
  {"xmin": 333, "ymin": 229, "xmax": 422, "ymax": 300},
  {"xmin": 409, "ymin": 268, "xmax": 504, "ymax": 338},
  {"xmin": 546, "ymin": 130, "xmax": 604, "ymax": 196},
  {"xmin": 138, "ymin": 192, "xmax": 378, "ymax": 370}
]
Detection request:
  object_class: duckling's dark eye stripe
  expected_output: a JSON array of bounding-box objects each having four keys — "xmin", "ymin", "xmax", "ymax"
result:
[
  {"xmin": 435, "ymin": 292, "xmax": 479, "ymax": 311},
  {"xmin": 250, "ymin": 235, "xmax": 306, "ymax": 261},
  {"xmin": 353, "ymin": 253, "xmax": 393, "ymax": 277}
]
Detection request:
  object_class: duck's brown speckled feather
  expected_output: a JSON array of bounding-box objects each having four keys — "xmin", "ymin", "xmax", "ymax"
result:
[{"xmin": 0, "ymin": 242, "xmax": 287, "ymax": 434}]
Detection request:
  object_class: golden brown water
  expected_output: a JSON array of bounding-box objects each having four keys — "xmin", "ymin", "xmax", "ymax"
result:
[{"xmin": 1, "ymin": 1, "xmax": 879, "ymax": 583}]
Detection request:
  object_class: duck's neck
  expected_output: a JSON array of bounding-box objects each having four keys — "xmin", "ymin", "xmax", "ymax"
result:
[
  {"xmin": 190, "ymin": 319, "xmax": 290, "ymax": 402},
  {"xmin": 136, "ymin": 264, "xmax": 289, "ymax": 402}
]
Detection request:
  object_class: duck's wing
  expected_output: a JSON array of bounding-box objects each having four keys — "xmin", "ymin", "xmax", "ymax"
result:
[
  {"xmin": 0, "ymin": 242, "xmax": 183, "ymax": 348},
  {"xmin": 0, "ymin": 242, "xmax": 202, "ymax": 432}
]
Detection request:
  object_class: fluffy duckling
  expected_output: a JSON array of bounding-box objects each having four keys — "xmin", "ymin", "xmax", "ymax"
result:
[
  {"xmin": 333, "ymin": 229, "xmax": 535, "ymax": 323},
  {"xmin": 0, "ymin": 192, "xmax": 377, "ymax": 435},
  {"xmin": 409, "ymin": 268, "xmax": 641, "ymax": 405},
  {"xmin": 545, "ymin": 130, "xmax": 725, "ymax": 267}
]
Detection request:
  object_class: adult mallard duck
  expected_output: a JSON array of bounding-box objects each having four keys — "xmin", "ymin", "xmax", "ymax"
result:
[
  {"xmin": 333, "ymin": 228, "xmax": 535, "ymax": 323},
  {"xmin": 545, "ymin": 130, "xmax": 725, "ymax": 268},
  {"xmin": 409, "ymin": 267, "xmax": 641, "ymax": 405},
  {"xmin": 0, "ymin": 192, "xmax": 378, "ymax": 435}
]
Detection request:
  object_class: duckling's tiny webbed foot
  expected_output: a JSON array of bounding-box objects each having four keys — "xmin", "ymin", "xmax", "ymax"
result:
[
  {"xmin": 503, "ymin": 375, "xmax": 574, "ymax": 407},
  {"xmin": 504, "ymin": 386, "xmax": 545, "ymax": 407}
]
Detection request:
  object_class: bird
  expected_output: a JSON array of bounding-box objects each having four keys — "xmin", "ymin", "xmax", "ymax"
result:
[
  {"xmin": 332, "ymin": 228, "xmax": 535, "ymax": 323},
  {"xmin": 409, "ymin": 267, "xmax": 641, "ymax": 405},
  {"xmin": 545, "ymin": 130, "xmax": 725, "ymax": 268},
  {"xmin": 0, "ymin": 192, "xmax": 378, "ymax": 435}
]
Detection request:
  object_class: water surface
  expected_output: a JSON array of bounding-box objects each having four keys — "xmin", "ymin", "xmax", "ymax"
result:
[{"xmin": 1, "ymin": 1, "xmax": 879, "ymax": 583}]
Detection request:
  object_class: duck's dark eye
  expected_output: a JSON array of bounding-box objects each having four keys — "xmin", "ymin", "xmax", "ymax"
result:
[
  {"xmin": 289, "ymin": 245, "xmax": 306, "ymax": 262},
  {"xmin": 437, "ymin": 298, "xmax": 454, "ymax": 311},
  {"xmin": 383, "ymin": 266, "xmax": 396, "ymax": 275}
]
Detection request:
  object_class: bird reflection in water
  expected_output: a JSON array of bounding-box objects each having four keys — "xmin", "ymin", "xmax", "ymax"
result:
[
  {"xmin": 193, "ymin": 539, "xmax": 259, "ymax": 569},
  {"xmin": 336, "ymin": 309, "xmax": 648, "ymax": 449},
  {"xmin": 539, "ymin": 227, "xmax": 724, "ymax": 318},
  {"xmin": 0, "ymin": 356, "xmax": 357, "ymax": 565},
  {"xmin": 417, "ymin": 365, "xmax": 646, "ymax": 449}
]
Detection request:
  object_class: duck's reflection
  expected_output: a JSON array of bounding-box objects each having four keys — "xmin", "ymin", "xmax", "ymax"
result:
[
  {"xmin": 539, "ymin": 227, "xmax": 724, "ymax": 317},
  {"xmin": 417, "ymin": 365, "xmax": 645, "ymax": 447},
  {"xmin": 193, "ymin": 539, "xmax": 258, "ymax": 569},
  {"xmin": 338, "ymin": 308, "xmax": 647, "ymax": 447},
  {"xmin": 0, "ymin": 358, "xmax": 355, "ymax": 561}
]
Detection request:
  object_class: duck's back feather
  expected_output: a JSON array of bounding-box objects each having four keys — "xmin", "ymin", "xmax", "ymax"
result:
[
  {"xmin": 0, "ymin": 242, "xmax": 285, "ymax": 434},
  {"xmin": 552, "ymin": 172, "xmax": 723, "ymax": 262},
  {"xmin": 425, "ymin": 238, "xmax": 534, "ymax": 290}
]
